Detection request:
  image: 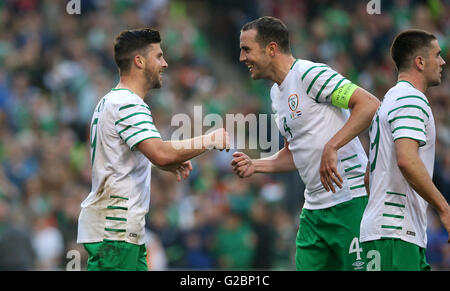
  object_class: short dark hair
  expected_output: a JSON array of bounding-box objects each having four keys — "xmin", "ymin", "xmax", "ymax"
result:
[
  {"xmin": 241, "ymin": 16, "xmax": 291, "ymax": 54},
  {"xmin": 390, "ymin": 29, "xmax": 437, "ymax": 72},
  {"xmin": 113, "ymin": 28, "xmax": 161, "ymax": 74}
]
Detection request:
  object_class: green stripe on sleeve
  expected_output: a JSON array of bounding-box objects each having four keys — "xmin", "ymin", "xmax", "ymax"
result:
[
  {"xmin": 392, "ymin": 126, "xmax": 425, "ymax": 134},
  {"xmin": 388, "ymin": 105, "xmax": 429, "ymax": 118},
  {"xmin": 396, "ymin": 95, "xmax": 429, "ymax": 107},
  {"xmin": 315, "ymin": 73, "xmax": 338, "ymax": 102},
  {"xmin": 119, "ymin": 121, "xmax": 155, "ymax": 136},
  {"xmin": 388, "ymin": 115, "xmax": 424, "ymax": 124},
  {"xmin": 393, "ymin": 136, "xmax": 426, "ymax": 144},
  {"xmin": 130, "ymin": 136, "xmax": 161, "ymax": 151},
  {"xmin": 306, "ymin": 69, "xmax": 327, "ymax": 94},
  {"xmin": 301, "ymin": 65, "xmax": 328, "ymax": 80},
  {"xmin": 124, "ymin": 129, "xmax": 149, "ymax": 143},
  {"xmin": 115, "ymin": 112, "xmax": 152, "ymax": 125}
]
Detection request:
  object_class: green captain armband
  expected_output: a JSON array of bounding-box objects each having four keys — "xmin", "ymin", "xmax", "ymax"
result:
[{"xmin": 331, "ymin": 83, "xmax": 358, "ymax": 109}]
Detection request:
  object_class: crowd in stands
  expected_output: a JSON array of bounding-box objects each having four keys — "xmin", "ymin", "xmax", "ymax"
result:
[{"xmin": 0, "ymin": 0, "xmax": 449, "ymax": 270}]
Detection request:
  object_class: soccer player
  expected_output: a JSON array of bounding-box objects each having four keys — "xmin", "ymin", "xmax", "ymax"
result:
[
  {"xmin": 360, "ymin": 29, "xmax": 450, "ymax": 271},
  {"xmin": 232, "ymin": 16, "xmax": 380, "ymax": 270},
  {"xmin": 77, "ymin": 29, "xmax": 229, "ymax": 271}
]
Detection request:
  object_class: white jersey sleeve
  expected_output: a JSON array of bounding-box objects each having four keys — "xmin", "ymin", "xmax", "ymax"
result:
[
  {"xmin": 387, "ymin": 94, "xmax": 430, "ymax": 146},
  {"xmin": 299, "ymin": 62, "xmax": 351, "ymax": 104},
  {"xmin": 113, "ymin": 102, "xmax": 161, "ymax": 150}
]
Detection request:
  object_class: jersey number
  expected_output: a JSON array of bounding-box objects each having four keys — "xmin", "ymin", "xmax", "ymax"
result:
[
  {"xmin": 369, "ymin": 112, "xmax": 380, "ymax": 172},
  {"xmin": 90, "ymin": 118, "xmax": 98, "ymax": 166},
  {"xmin": 283, "ymin": 117, "xmax": 293, "ymax": 138}
]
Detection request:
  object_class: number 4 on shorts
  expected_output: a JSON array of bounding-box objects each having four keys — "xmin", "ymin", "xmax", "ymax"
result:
[{"xmin": 349, "ymin": 237, "xmax": 363, "ymax": 260}]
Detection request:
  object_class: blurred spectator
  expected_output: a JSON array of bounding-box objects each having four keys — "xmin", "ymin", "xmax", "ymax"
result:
[
  {"xmin": 0, "ymin": 0, "xmax": 449, "ymax": 270},
  {"xmin": 0, "ymin": 194, "xmax": 36, "ymax": 270}
]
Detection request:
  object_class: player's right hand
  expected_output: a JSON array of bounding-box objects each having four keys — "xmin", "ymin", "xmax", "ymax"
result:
[
  {"xmin": 231, "ymin": 152, "xmax": 255, "ymax": 178},
  {"xmin": 204, "ymin": 128, "xmax": 230, "ymax": 151}
]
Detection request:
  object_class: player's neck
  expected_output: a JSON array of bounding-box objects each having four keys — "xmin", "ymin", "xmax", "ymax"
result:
[
  {"xmin": 272, "ymin": 55, "xmax": 296, "ymax": 85},
  {"xmin": 397, "ymin": 72, "xmax": 427, "ymax": 94},
  {"xmin": 116, "ymin": 75, "xmax": 148, "ymax": 99}
]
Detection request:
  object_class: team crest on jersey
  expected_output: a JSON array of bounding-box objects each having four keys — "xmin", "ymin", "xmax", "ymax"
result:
[{"xmin": 288, "ymin": 94, "xmax": 302, "ymax": 119}]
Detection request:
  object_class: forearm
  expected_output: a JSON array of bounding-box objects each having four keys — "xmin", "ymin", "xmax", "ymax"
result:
[
  {"xmin": 364, "ymin": 162, "xmax": 370, "ymax": 197},
  {"xmin": 399, "ymin": 157, "xmax": 449, "ymax": 214},
  {"xmin": 327, "ymin": 88, "xmax": 379, "ymax": 151},
  {"xmin": 253, "ymin": 145, "xmax": 296, "ymax": 173},
  {"xmin": 158, "ymin": 136, "xmax": 209, "ymax": 166},
  {"xmin": 138, "ymin": 136, "xmax": 207, "ymax": 167}
]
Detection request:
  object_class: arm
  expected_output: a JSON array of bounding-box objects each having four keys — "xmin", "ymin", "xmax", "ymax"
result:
[
  {"xmin": 157, "ymin": 161, "xmax": 193, "ymax": 182},
  {"xmin": 320, "ymin": 87, "xmax": 380, "ymax": 192},
  {"xmin": 137, "ymin": 128, "xmax": 229, "ymax": 168},
  {"xmin": 395, "ymin": 138, "xmax": 450, "ymax": 242},
  {"xmin": 364, "ymin": 162, "xmax": 370, "ymax": 198},
  {"xmin": 231, "ymin": 139, "xmax": 296, "ymax": 178}
]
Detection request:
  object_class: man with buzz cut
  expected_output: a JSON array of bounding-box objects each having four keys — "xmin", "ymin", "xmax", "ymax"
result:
[
  {"xmin": 360, "ymin": 29, "xmax": 450, "ymax": 271},
  {"xmin": 77, "ymin": 28, "xmax": 230, "ymax": 271},
  {"xmin": 231, "ymin": 16, "xmax": 380, "ymax": 271}
]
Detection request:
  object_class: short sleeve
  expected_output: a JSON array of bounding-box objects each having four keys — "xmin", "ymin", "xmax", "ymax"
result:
[
  {"xmin": 114, "ymin": 102, "xmax": 161, "ymax": 150},
  {"xmin": 300, "ymin": 63, "xmax": 351, "ymax": 103},
  {"xmin": 387, "ymin": 95, "xmax": 430, "ymax": 146}
]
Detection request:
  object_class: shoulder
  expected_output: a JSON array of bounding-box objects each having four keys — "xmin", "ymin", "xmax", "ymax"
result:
[
  {"xmin": 386, "ymin": 85, "xmax": 430, "ymax": 111},
  {"xmin": 103, "ymin": 89, "xmax": 150, "ymax": 113},
  {"xmin": 293, "ymin": 59, "xmax": 329, "ymax": 78}
]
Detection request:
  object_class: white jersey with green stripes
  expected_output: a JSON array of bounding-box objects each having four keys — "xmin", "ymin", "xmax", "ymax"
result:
[
  {"xmin": 77, "ymin": 88, "xmax": 161, "ymax": 245},
  {"xmin": 360, "ymin": 81, "xmax": 435, "ymax": 248},
  {"xmin": 270, "ymin": 59, "xmax": 367, "ymax": 210}
]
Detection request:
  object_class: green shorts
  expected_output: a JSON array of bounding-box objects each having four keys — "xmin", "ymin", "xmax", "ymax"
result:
[
  {"xmin": 84, "ymin": 240, "xmax": 148, "ymax": 271},
  {"xmin": 361, "ymin": 238, "xmax": 430, "ymax": 271},
  {"xmin": 296, "ymin": 196, "xmax": 368, "ymax": 271}
]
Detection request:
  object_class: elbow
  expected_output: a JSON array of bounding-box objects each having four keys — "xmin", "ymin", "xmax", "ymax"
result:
[
  {"xmin": 152, "ymin": 153, "xmax": 173, "ymax": 168},
  {"xmin": 369, "ymin": 96, "xmax": 380, "ymax": 115},
  {"xmin": 396, "ymin": 156, "xmax": 411, "ymax": 173}
]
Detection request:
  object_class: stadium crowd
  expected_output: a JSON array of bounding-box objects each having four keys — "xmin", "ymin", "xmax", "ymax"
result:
[{"xmin": 0, "ymin": 0, "xmax": 449, "ymax": 270}]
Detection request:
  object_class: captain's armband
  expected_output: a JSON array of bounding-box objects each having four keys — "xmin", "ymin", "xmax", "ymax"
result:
[{"xmin": 331, "ymin": 83, "xmax": 358, "ymax": 109}]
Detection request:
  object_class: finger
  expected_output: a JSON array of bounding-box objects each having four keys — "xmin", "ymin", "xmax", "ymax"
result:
[
  {"xmin": 231, "ymin": 156, "xmax": 247, "ymax": 166},
  {"xmin": 175, "ymin": 170, "xmax": 181, "ymax": 182},
  {"xmin": 327, "ymin": 175, "xmax": 336, "ymax": 193},
  {"xmin": 232, "ymin": 152, "xmax": 244, "ymax": 158},
  {"xmin": 329, "ymin": 169, "xmax": 343, "ymax": 189},
  {"xmin": 235, "ymin": 159, "xmax": 249, "ymax": 168},
  {"xmin": 320, "ymin": 173, "xmax": 330, "ymax": 192}
]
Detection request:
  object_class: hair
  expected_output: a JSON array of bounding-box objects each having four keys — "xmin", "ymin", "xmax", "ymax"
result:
[
  {"xmin": 390, "ymin": 29, "xmax": 437, "ymax": 72},
  {"xmin": 113, "ymin": 28, "xmax": 161, "ymax": 74},
  {"xmin": 241, "ymin": 16, "xmax": 291, "ymax": 54}
]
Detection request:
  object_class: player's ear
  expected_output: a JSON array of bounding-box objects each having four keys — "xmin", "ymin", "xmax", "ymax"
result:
[
  {"xmin": 414, "ymin": 55, "xmax": 425, "ymax": 71},
  {"xmin": 267, "ymin": 41, "xmax": 277, "ymax": 57},
  {"xmin": 134, "ymin": 54, "xmax": 145, "ymax": 70}
]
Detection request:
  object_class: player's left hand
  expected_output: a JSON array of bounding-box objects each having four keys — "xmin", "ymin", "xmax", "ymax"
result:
[
  {"xmin": 319, "ymin": 144, "xmax": 343, "ymax": 193},
  {"xmin": 159, "ymin": 161, "xmax": 193, "ymax": 182}
]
